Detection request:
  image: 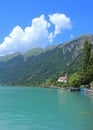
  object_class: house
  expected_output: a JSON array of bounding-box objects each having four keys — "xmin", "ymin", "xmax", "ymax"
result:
[{"xmin": 58, "ymin": 74, "xmax": 68, "ymax": 83}]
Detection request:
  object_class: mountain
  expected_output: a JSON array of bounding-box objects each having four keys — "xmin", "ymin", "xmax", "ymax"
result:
[{"xmin": 0, "ymin": 34, "xmax": 93, "ymax": 86}]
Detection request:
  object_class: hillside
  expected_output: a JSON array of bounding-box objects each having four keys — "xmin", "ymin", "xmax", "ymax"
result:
[{"xmin": 0, "ymin": 34, "xmax": 93, "ymax": 86}]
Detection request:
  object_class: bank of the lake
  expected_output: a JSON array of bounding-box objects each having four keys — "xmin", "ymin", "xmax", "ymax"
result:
[{"xmin": 0, "ymin": 86, "xmax": 93, "ymax": 130}]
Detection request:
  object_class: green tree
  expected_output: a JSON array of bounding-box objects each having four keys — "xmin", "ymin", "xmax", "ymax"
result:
[
  {"xmin": 89, "ymin": 50, "xmax": 93, "ymax": 65},
  {"xmin": 89, "ymin": 50, "xmax": 93, "ymax": 82},
  {"xmin": 82, "ymin": 41, "xmax": 93, "ymax": 86},
  {"xmin": 45, "ymin": 78, "xmax": 53, "ymax": 86},
  {"xmin": 69, "ymin": 73, "xmax": 81, "ymax": 88},
  {"xmin": 82, "ymin": 40, "xmax": 92, "ymax": 74}
]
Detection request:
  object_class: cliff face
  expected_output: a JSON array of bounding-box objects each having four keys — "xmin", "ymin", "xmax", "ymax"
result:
[{"xmin": 0, "ymin": 34, "xmax": 93, "ymax": 85}]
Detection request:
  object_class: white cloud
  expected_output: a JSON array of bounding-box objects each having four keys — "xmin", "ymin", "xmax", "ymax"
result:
[
  {"xmin": 0, "ymin": 13, "xmax": 72, "ymax": 56},
  {"xmin": 0, "ymin": 15, "xmax": 51, "ymax": 55},
  {"xmin": 49, "ymin": 13, "xmax": 72, "ymax": 36}
]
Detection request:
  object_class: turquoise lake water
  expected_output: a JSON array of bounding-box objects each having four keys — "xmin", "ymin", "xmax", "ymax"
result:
[{"xmin": 0, "ymin": 87, "xmax": 93, "ymax": 130}]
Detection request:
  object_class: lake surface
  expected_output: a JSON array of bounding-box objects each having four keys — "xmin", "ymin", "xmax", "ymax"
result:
[{"xmin": 0, "ymin": 87, "xmax": 93, "ymax": 130}]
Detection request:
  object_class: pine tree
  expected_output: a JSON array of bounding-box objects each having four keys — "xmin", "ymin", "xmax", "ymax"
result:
[
  {"xmin": 89, "ymin": 50, "xmax": 93, "ymax": 82},
  {"xmin": 82, "ymin": 40, "xmax": 92, "ymax": 74},
  {"xmin": 82, "ymin": 40, "xmax": 93, "ymax": 86},
  {"xmin": 89, "ymin": 50, "xmax": 93, "ymax": 65}
]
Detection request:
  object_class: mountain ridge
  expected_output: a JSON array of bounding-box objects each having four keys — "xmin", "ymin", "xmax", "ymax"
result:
[
  {"xmin": 0, "ymin": 34, "xmax": 93, "ymax": 86},
  {"xmin": 0, "ymin": 34, "xmax": 93, "ymax": 61}
]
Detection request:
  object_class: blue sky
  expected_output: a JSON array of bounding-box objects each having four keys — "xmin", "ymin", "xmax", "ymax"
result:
[{"xmin": 0, "ymin": 0, "xmax": 93, "ymax": 55}]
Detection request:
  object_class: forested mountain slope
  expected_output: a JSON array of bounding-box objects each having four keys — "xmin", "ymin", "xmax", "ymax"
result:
[{"xmin": 0, "ymin": 34, "xmax": 93, "ymax": 86}]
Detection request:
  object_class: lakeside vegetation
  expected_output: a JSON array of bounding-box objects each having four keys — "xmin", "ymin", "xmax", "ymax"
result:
[
  {"xmin": 69, "ymin": 40, "xmax": 93, "ymax": 88},
  {"xmin": 41, "ymin": 40, "xmax": 93, "ymax": 88}
]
